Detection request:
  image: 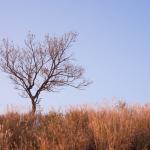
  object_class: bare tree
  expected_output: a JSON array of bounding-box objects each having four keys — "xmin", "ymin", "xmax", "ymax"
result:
[{"xmin": 0, "ymin": 32, "xmax": 90, "ymax": 113}]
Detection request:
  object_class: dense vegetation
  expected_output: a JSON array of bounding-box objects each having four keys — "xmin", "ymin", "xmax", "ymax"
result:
[{"xmin": 0, "ymin": 104, "xmax": 150, "ymax": 150}]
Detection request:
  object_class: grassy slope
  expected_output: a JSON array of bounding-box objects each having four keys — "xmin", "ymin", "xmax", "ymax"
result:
[{"xmin": 0, "ymin": 104, "xmax": 150, "ymax": 150}]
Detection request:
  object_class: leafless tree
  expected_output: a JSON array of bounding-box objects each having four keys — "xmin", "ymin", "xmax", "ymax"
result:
[{"xmin": 0, "ymin": 32, "xmax": 90, "ymax": 113}]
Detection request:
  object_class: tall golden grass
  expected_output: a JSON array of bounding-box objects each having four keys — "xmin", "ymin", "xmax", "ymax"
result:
[{"xmin": 0, "ymin": 103, "xmax": 150, "ymax": 149}]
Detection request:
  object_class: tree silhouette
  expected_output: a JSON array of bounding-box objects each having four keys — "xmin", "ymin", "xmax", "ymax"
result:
[{"xmin": 0, "ymin": 32, "xmax": 90, "ymax": 113}]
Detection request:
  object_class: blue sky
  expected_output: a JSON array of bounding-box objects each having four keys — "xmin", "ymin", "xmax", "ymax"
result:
[{"xmin": 0, "ymin": 0, "xmax": 150, "ymax": 113}]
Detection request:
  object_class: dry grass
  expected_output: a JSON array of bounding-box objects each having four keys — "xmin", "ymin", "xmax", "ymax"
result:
[{"xmin": 0, "ymin": 103, "xmax": 150, "ymax": 149}]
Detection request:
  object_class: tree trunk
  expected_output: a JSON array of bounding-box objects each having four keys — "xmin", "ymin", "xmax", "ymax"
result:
[{"xmin": 31, "ymin": 99, "xmax": 36, "ymax": 114}]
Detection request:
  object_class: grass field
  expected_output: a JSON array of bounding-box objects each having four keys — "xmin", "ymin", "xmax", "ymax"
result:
[{"xmin": 0, "ymin": 103, "xmax": 150, "ymax": 150}]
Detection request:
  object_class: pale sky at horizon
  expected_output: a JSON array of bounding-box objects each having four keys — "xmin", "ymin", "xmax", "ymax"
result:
[{"xmin": 0, "ymin": 0, "xmax": 150, "ymax": 113}]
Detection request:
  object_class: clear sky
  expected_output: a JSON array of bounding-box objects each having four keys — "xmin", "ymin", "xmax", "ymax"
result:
[{"xmin": 0, "ymin": 0, "xmax": 150, "ymax": 113}]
